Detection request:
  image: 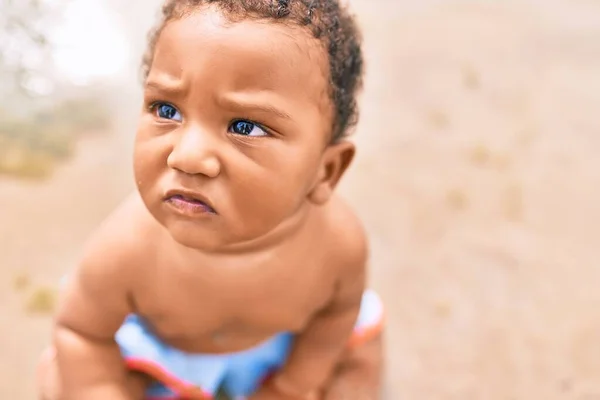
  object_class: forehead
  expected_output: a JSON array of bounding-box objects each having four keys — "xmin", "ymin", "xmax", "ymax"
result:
[{"xmin": 150, "ymin": 6, "xmax": 331, "ymax": 113}]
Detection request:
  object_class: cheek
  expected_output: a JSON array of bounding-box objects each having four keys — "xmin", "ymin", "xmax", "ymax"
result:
[
  {"xmin": 133, "ymin": 127, "xmax": 170, "ymax": 185},
  {"xmin": 225, "ymin": 173, "xmax": 300, "ymax": 239},
  {"xmin": 133, "ymin": 142, "xmax": 155, "ymax": 188},
  {"xmin": 226, "ymin": 145, "xmax": 320, "ymax": 219}
]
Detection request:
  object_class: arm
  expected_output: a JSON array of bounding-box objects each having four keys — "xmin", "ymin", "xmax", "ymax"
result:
[
  {"xmin": 253, "ymin": 238, "xmax": 368, "ymax": 399},
  {"xmin": 53, "ymin": 229, "xmax": 136, "ymax": 400}
]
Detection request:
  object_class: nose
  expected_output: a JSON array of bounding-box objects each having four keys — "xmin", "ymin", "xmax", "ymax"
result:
[{"xmin": 167, "ymin": 125, "xmax": 221, "ymax": 178}]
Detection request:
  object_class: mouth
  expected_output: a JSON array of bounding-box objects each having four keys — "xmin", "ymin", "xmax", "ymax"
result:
[{"xmin": 164, "ymin": 190, "xmax": 217, "ymax": 216}]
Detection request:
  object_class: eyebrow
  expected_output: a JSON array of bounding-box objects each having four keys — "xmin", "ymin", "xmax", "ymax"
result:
[
  {"xmin": 145, "ymin": 81, "xmax": 293, "ymax": 121},
  {"xmin": 219, "ymin": 97, "xmax": 293, "ymax": 121},
  {"xmin": 144, "ymin": 79, "xmax": 186, "ymax": 95}
]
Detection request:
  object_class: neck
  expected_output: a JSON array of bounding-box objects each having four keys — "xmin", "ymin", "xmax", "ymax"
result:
[
  {"xmin": 217, "ymin": 203, "xmax": 314, "ymax": 255},
  {"xmin": 169, "ymin": 201, "xmax": 317, "ymax": 258}
]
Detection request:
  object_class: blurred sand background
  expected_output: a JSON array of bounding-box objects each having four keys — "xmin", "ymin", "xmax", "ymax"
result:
[{"xmin": 2, "ymin": 0, "xmax": 600, "ymax": 398}]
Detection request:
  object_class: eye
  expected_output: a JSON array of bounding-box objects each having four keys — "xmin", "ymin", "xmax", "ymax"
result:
[
  {"xmin": 152, "ymin": 102, "xmax": 182, "ymax": 122},
  {"xmin": 229, "ymin": 120, "xmax": 268, "ymax": 137}
]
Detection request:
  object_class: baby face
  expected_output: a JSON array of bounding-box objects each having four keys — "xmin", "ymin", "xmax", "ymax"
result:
[{"xmin": 134, "ymin": 5, "xmax": 334, "ymax": 251}]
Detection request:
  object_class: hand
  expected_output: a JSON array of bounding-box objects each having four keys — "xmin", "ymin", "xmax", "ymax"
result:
[
  {"xmin": 249, "ymin": 379, "xmax": 320, "ymax": 400},
  {"xmin": 322, "ymin": 382, "xmax": 376, "ymax": 400},
  {"xmin": 37, "ymin": 346, "xmax": 149, "ymax": 400}
]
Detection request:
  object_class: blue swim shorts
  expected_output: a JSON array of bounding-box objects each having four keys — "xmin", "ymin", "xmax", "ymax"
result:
[{"xmin": 116, "ymin": 289, "xmax": 384, "ymax": 399}]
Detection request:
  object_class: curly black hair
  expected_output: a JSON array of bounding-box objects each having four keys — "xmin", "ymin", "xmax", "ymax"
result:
[{"xmin": 142, "ymin": 0, "xmax": 364, "ymax": 142}]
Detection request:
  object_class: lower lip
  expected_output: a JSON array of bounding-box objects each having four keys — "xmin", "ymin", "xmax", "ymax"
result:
[{"xmin": 165, "ymin": 195, "xmax": 216, "ymax": 216}]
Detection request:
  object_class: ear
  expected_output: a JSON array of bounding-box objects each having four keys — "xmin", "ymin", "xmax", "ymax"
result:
[{"xmin": 308, "ymin": 140, "xmax": 356, "ymax": 205}]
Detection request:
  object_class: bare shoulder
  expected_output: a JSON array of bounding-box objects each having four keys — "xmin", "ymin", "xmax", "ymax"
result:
[
  {"xmin": 75, "ymin": 192, "xmax": 161, "ymax": 288},
  {"xmin": 322, "ymin": 194, "xmax": 369, "ymax": 282},
  {"xmin": 56, "ymin": 193, "xmax": 161, "ymax": 335}
]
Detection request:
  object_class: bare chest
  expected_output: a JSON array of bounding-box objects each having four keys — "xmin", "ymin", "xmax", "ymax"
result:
[{"xmin": 132, "ymin": 250, "xmax": 335, "ymax": 353}]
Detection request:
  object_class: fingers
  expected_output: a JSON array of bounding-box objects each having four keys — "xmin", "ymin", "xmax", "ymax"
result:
[{"xmin": 36, "ymin": 347, "xmax": 61, "ymax": 400}]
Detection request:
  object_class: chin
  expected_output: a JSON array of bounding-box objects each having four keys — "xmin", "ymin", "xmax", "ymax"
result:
[
  {"xmin": 166, "ymin": 218, "xmax": 281, "ymax": 253},
  {"xmin": 140, "ymin": 195, "xmax": 220, "ymax": 250},
  {"xmin": 166, "ymin": 222, "xmax": 224, "ymax": 251}
]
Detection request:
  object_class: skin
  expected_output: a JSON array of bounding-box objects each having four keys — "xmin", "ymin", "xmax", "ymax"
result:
[{"xmin": 38, "ymin": 5, "xmax": 382, "ymax": 400}]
